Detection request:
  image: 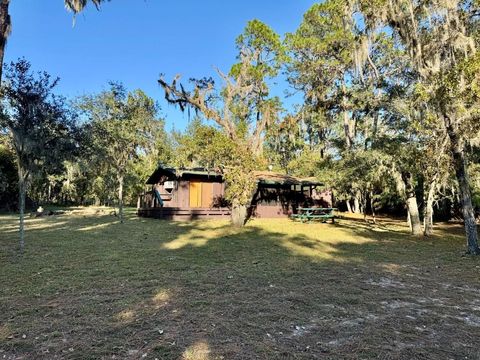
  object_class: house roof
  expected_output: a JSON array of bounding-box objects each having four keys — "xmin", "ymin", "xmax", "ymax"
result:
[
  {"xmin": 253, "ymin": 171, "xmax": 323, "ymax": 186},
  {"xmin": 146, "ymin": 166, "xmax": 221, "ymax": 184},
  {"xmin": 146, "ymin": 166, "xmax": 323, "ymax": 186}
]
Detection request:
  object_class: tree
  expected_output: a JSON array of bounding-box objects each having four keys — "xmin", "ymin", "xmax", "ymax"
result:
[
  {"xmin": 171, "ymin": 118, "xmax": 228, "ymax": 169},
  {"xmin": 0, "ymin": 59, "xmax": 76, "ymax": 251},
  {"xmin": 128, "ymin": 116, "xmax": 172, "ymax": 203},
  {"xmin": 357, "ymin": 0, "xmax": 480, "ymax": 254},
  {"xmin": 64, "ymin": 0, "xmax": 107, "ymax": 14},
  {"xmin": 286, "ymin": 1, "xmax": 359, "ymax": 151},
  {"xmin": 0, "ymin": 0, "xmax": 11, "ymax": 83},
  {"xmin": 286, "ymin": 1, "xmax": 388, "ymax": 215},
  {"xmin": 159, "ymin": 20, "xmax": 284, "ymax": 226},
  {"xmin": 375, "ymin": 94, "xmax": 427, "ymax": 236},
  {"xmin": 80, "ymin": 83, "xmax": 160, "ymax": 223},
  {"xmin": 0, "ymin": 133, "xmax": 16, "ymax": 210},
  {"xmin": 287, "ymin": 1, "xmax": 475, "ymax": 238}
]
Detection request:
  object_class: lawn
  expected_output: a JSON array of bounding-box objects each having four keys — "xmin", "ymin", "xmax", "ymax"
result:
[{"xmin": 1, "ymin": 208, "xmax": 480, "ymax": 359}]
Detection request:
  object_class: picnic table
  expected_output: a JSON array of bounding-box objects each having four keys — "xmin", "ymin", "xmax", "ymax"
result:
[{"xmin": 290, "ymin": 207, "xmax": 337, "ymax": 223}]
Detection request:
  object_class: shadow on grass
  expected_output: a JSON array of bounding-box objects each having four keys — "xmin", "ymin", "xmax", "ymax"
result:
[{"xmin": 0, "ymin": 209, "xmax": 479, "ymax": 359}]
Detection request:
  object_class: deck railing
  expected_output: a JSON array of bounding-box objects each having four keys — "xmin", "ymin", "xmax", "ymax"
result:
[
  {"xmin": 138, "ymin": 206, "xmax": 231, "ymax": 220},
  {"xmin": 137, "ymin": 191, "xmax": 173, "ymax": 209}
]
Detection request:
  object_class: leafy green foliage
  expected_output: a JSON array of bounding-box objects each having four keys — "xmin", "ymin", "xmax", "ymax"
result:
[
  {"xmin": 232, "ymin": 19, "xmax": 286, "ymax": 80},
  {"xmin": 171, "ymin": 118, "xmax": 264, "ymax": 207},
  {"xmin": 78, "ymin": 83, "xmax": 169, "ymax": 216},
  {"xmin": 0, "ymin": 136, "xmax": 17, "ymax": 210},
  {"xmin": 0, "ymin": 58, "xmax": 77, "ymax": 248},
  {"xmin": 1, "ymin": 59, "xmax": 77, "ymax": 176}
]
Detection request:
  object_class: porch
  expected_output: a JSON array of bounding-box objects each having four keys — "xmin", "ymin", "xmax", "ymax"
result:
[
  {"xmin": 137, "ymin": 190, "xmax": 230, "ymax": 220},
  {"xmin": 137, "ymin": 206, "xmax": 231, "ymax": 221}
]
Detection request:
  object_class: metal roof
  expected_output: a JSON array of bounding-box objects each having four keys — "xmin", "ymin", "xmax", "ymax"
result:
[
  {"xmin": 146, "ymin": 166, "xmax": 221, "ymax": 184},
  {"xmin": 146, "ymin": 166, "xmax": 323, "ymax": 186},
  {"xmin": 253, "ymin": 171, "xmax": 323, "ymax": 186}
]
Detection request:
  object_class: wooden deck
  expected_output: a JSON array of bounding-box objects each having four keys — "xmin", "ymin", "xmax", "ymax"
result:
[{"xmin": 137, "ymin": 207, "xmax": 231, "ymax": 221}]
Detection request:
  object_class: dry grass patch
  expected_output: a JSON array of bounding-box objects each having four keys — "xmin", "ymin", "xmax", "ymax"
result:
[{"xmin": 0, "ymin": 208, "xmax": 479, "ymax": 359}]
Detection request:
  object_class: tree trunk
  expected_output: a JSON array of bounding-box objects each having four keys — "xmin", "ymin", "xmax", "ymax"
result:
[
  {"xmin": 424, "ymin": 177, "xmax": 437, "ymax": 236},
  {"xmin": 370, "ymin": 190, "xmax": 376, "ymax": 224},
  {"xmin": 406, "ymin": 198, "xmax": 422, "ymax": 236},
  {"xmin": 0, "ymin": 0, "xmax": 10, "ymax": 84},
  {"xmin": 118, "ymin": 174, "xmax": 124, "ymax": 224},
  {"xmin": 231, "ymin": 203, "xmax": 247, "ymax": 227},
  {"xmin": 346, "ymin": 199, "xmax": 352, "ymax": 213},
  {"xmin": 362, "ymin": 191, "xmax": 368, "ymax": 222},
  {"xmin": 342, "ymin": 82, "xmax": 354, "ymax": 149},
  {"xmin": 343, "ymin": 110, "xmax": 352, "ymax": 149},
  {"xmin": 17, "ymin": 166, "xmax": 26, "ymax": 252},
  {"xmin": 402, "ymin": 172, "xmax": 422, "ymax": 236},
  {"xmin": 353, "ymin": 191, "xmax": 361, "ymax": 214},
  {"xmin": 445, "ymin": 120, "xmax": 480, "ymax": 254},
  {"xmin": 394, "ymin": 168, "xmax": 422, "ymax": 236}
]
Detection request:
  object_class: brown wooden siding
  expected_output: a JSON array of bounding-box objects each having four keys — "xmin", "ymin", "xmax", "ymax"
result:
[
  {"xmin": 137, "ymin": 207, "xmax": 231, "ymax": 220},
  {"xmin": 149, "ymin": 178, "xmax": 224, "ymax": 209},
  {"xmin": 252, "ymin": 204, "xmax": 293, "ymax": 218},
  {"xmin": 139, "ymin": 175, "xmax": 333, "ymax": 220}
]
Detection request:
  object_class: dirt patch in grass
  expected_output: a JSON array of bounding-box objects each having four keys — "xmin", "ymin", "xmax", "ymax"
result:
[{"xmin": 1, "ymin": 209, "xmax": 480, "ymax": 359}]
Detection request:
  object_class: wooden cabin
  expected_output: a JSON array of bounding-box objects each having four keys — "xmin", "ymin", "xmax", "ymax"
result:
[
  {"xmin": 137, "ymin": 167, "xmax": 229, "ymax": 220},
  {"xmin": 137, "ymin": 166, "xmax": 332, "ymax": 220}
]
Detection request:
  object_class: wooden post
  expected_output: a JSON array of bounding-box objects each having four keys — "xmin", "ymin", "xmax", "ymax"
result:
[{"xmin": 151, "ymin": 186, "xmax": 155, "ymax": 208}]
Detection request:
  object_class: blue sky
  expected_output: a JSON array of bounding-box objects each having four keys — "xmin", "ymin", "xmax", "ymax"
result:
[{"xmin": 5, "ymin": 0, "xmax": 315, "ymax": 131}]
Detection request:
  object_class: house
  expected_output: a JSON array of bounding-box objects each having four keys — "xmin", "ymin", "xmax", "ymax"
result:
[{"xmin": 137, "ymin": 166, "xmax": 332, "ymax": 220}]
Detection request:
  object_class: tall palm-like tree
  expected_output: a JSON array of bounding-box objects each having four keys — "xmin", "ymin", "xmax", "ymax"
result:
[
  {"xmin": 0, "ymin": 0, "xmax": 107, "ymax": 83},
  {"xmin": 64, "ymin": 0, "xmax": 106, "ymax": 14},
  {"xmin": 0, "ymin": 0, "xmax": 11, "ymax": 83}
]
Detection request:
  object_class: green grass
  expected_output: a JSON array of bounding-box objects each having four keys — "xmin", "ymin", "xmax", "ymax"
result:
[{"xmin": 1, "ymin": 208, "xmax": 480, "ymax": 359}]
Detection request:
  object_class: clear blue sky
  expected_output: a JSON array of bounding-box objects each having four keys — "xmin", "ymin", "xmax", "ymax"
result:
[{"xmin": 5, "ymin": 0, "xmax": 316, "ymax": 131}]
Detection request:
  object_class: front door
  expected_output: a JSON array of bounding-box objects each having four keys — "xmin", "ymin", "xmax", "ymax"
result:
[
  {"xmin": 189, "ymin": 182, "xmax": 213, "ymax": 208},
  {"xmin": 189, "ymin": 181, "xmax": 201, "ymax": 208}
]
